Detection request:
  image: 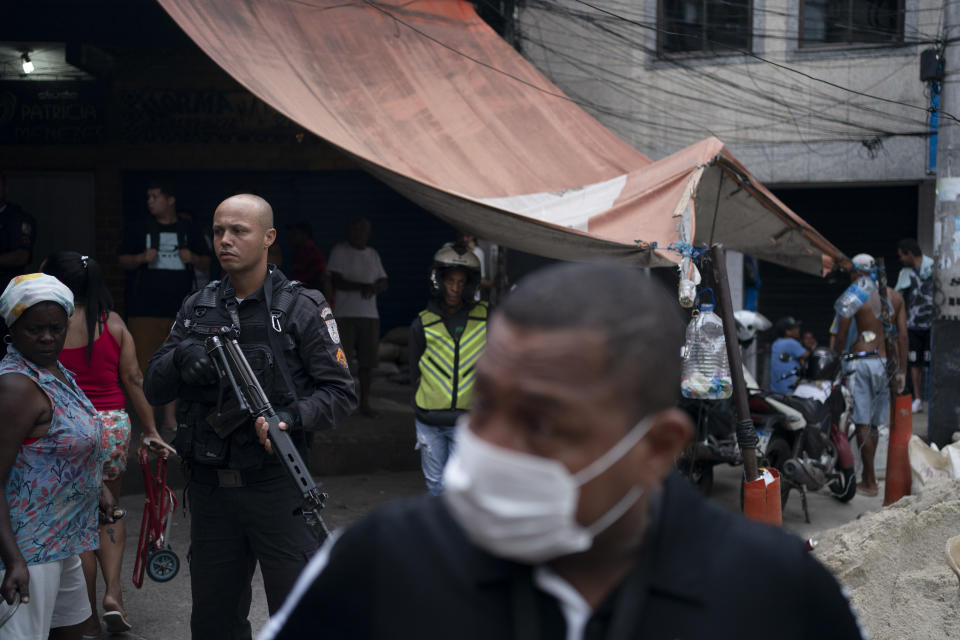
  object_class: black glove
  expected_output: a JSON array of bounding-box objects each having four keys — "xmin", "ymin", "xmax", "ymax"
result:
[
  {"xmin": 276, "ymin": 405, "xmax": 302, "ymax": 431},
  {"xmin": 174, "ymin": 340, "xmax": 218, "ymax": 386}
]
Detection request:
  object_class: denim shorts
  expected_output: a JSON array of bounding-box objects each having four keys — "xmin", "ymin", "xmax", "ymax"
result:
[{"xmin": 843, "ymin": 358, "xmax": 890, "ymax": 427}]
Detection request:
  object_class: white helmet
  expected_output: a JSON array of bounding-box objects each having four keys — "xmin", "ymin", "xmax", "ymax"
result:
[
  {"xmin": 851, "ymin": 253, "xmax": 876, "ymax": 273},
  {"xmin": 429, "ymin": 244, "xmax": 481, "ymax": 301},
  {"xmin": 733, "ymin": 309, "xmax": 772, "ymax": 347}
]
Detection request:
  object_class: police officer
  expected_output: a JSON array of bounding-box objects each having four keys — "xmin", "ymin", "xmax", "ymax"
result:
[
  {"xmin": 408, "ymin": 245, "xmax": 487, "ymax": 495},
  {"xmin": 144, "ymin": 194, "xmax": 356, "ymax": 640}
]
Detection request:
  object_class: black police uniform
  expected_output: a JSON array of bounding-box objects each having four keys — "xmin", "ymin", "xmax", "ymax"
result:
[
  {"xmin": 262, "ymin": 473, "xmax": 864, "ymax": 640},
  {"xmin": 144, "ymin": 266, "xmax": 357, "ymax": 640}
]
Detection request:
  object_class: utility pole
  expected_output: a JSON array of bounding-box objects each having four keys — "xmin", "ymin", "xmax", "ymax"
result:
[{"xmin": 930, "ymin": 5, "xmax": 960, "ymax": 447}]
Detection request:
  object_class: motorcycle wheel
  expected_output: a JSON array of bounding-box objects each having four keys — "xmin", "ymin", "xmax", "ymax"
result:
[
  {"xmin": 829, "ymin": 468, "xmax": 857, "ymax": 503},
  {"xmin": 763, "ymin": 437, "xmax": 793, "ymax": 508}
]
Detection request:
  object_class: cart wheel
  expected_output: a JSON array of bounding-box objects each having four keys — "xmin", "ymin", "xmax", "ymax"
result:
[{"xmin": 147, "ymin": 549, "xmax": 180, "ymax": 583}]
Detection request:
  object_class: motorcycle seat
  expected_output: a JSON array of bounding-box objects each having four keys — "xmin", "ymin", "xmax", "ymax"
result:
[{"xmin": 773, "ymin": 394, "xmax": 830, "ymax": 426}]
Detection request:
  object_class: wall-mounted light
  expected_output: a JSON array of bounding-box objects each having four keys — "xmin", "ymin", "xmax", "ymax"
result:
[{"xmin": 21, "ymin": 53, "xmax": 34, "ymax": 74}]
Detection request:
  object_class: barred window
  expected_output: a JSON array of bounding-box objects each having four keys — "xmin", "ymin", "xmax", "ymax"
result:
[
  {"xmin": 800, "ymin": 0, "xmax": 904, "ymax": 46},
  {"xmin": 659, "ymin": 0, "xmax": 752, "ymax": 55}
]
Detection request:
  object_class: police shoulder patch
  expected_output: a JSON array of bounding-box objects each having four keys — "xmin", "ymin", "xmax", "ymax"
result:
[
  {"xmin": 321, "ymin": 306, "xmax": 333, "ymax": 319},
  {"xmin": 336, "ymin": 347, "xmax": 349, "ymax": 368},
  {"xmin": 326, "ymin": 319, "xmax": 340, "ymax": 344}
]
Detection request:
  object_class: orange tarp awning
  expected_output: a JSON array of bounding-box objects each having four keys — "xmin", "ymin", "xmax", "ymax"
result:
[{"xmin": 157, "ymin": 0, "xmax": 844, "ymax": 275}]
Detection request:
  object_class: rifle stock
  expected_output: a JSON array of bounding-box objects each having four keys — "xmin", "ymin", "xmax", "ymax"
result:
[{"xmin": 206, "ymin": 330, "xmax": 330, "ymax": 541}]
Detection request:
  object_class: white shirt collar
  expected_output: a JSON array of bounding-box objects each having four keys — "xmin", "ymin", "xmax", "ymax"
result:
[{"xmin": 533, "ymin": 566, "xmax": 592, "ymax": 640}]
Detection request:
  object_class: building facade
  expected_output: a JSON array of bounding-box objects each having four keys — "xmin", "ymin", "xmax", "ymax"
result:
[{"xmin": 513, "ymin": 0, "xmax": 939, "ymax": 340}]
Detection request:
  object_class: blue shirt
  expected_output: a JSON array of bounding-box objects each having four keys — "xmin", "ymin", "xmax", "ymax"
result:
[{"xmin": 770, "ymin": 337, "xmax": 806, "ymax": 394}]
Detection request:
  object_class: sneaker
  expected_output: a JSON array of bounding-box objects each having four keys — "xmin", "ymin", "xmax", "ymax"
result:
[{"xmin": 911, "ymin": 398, "xmax": 923, "ymax": 413}]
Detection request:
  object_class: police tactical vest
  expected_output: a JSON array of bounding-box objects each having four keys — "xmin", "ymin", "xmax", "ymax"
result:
[
  {"xmin": 175, "ymin": 273, "xmax": 303, "ymax": 470},
  {"xmin": 415, "ymin": 303, "xmax": 488, "ymax": 411}
]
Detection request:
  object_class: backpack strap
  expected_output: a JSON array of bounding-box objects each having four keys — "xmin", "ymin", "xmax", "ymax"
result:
[
  {"xmin": 269, "ymin": 278, "xmax": 302, "ymax": 334},
  {"xmin": 146, "ymin": 217, "xmax": 160, "ymax": 254},
  {"xmin": 264, "ymin": 272, "xmax": 300, "ymax": 403}
]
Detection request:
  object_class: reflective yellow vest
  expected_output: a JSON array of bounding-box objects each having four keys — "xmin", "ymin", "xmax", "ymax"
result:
[{"xmin": 415, "ymin": 303, "xmax": 488, "ymax": 411}]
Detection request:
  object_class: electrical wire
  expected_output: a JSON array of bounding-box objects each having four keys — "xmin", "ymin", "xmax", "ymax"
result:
[
  {"xmin": 289, "ymin": 0, "xmax": 939, "ymax": 146},
  {"xmin": 519, "ymin": 8, "xmax": 929, "ymax": 143},
  {"xmin": 564, "ymin": 0, "xmax": 960, "ymax": 123},
  {"xmin": 523, "ymin": 12, "xmax": 926, "ymax": 134}
]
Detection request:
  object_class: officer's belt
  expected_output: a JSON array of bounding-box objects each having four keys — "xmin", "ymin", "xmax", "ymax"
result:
[{"xmin": 189, "ymin": 463, "xmax": 286, "ymax": 488}]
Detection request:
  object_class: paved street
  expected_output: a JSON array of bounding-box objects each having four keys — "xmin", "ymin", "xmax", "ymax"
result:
[{"xmin": 92, "ymin": 470, "xmax": 426, "ymax": 640}]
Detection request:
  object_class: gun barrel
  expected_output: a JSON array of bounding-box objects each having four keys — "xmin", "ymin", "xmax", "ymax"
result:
[{"xmin": 205, "ymin": 334, "xmax": 329, "ymax": 541}]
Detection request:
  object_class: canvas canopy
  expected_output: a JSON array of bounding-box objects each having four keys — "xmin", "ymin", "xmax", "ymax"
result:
[{"xmin": 157, "ymin": 0, "xmax": 844, "ymax": 276}]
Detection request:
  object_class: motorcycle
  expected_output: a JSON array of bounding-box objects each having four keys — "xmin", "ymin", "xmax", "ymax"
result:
[{"xmin": 749, "ymin": 348, "xmax": 857, "ymax": 523}]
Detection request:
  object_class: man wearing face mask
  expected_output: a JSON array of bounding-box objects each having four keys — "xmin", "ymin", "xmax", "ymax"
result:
[{"xmin": 259, "ymin": 262, "xmax": 864, "ymax": 640}]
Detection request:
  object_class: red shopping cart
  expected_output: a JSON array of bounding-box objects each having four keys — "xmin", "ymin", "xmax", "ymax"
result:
[{"xmin": 132, "ymin": 438, "xmax": 180, "ymax": 588}]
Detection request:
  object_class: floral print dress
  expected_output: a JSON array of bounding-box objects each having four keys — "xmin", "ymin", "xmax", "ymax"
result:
[{"xmin": 0, "ymin": 346, "xmax": 102, "ymax": 568}]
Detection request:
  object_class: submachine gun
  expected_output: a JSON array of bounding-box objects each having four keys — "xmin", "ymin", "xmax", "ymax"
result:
[{"xmin": 205, "ymin": 327, "xmax": 330, "ymax": 541}]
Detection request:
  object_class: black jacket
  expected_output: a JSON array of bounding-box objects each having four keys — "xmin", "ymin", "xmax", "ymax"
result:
[
  {"xmin": 264, "ymin": 473, "xmax": 864, "ymax": 640},
  {"xmin": 144, "ymin": 267, "xmax": 357, "ymax": 449}
]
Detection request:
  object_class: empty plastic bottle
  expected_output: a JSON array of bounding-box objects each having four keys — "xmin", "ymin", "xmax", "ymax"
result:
[
  {"xmin": 834, "ymin": 276, "xmax": 876, "ymax": 319},
  {"xmin": 681, "ymin": 290, "xmax": 732, "ymax": 400}
]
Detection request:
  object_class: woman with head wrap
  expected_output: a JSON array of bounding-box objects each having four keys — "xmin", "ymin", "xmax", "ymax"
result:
[
  {"xmin": 43, "ymin": 251, "xmax": 170, "ymax": 636},
  {"xmin": 0, "ymin": 273, "xmax": 117, "ymax": 640}
]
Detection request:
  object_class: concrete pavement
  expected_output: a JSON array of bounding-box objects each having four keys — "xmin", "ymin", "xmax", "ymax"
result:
[{"xmin": 88, "ymin": 470, "xmax": 426, "ymax": 640}]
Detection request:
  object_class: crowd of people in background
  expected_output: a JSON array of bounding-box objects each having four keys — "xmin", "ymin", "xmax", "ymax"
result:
[
  {"xmin": 0, "ymin": 165, "xmax": 509, "ymax": 637},
  {"xmin": 0, "ymin": 171, "xmax": 893, "ymax": 639},
  {"xmin": 768, "ymin": 244, "xmax": 930, "ymax": 497}
]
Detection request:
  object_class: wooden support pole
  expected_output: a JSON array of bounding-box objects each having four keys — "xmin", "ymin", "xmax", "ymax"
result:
[{"xmin": 710, "ymin": 244, "xmax": 760, "ymax": 483}]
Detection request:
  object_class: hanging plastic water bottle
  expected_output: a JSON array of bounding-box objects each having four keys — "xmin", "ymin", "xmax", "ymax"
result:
[
  {"xmin": 681, "ymin": 289, "xmax": 732, "ymax": 400},
  {"xmin": 834, "ymin": 275, "xmax": 876, "ymax": 319}
]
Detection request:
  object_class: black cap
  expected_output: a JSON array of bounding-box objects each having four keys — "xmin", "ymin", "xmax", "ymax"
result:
[{"xmin": 775, "ymin": 316, "xmax": 801, "ymax": 336}]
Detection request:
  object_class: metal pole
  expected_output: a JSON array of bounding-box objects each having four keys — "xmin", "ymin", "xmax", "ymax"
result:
[
  {"xmin": 930, "ymin": 9, "xmax": 960, "ymax": 447},
  {"xmin": 711, "ymin": 244, "xmax": 760, "ymax": 482}
]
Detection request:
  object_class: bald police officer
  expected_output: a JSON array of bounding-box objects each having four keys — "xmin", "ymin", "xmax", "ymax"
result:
[{"xmin": 145, "ymin": 194, "xmax": 356, "ymax": 640}]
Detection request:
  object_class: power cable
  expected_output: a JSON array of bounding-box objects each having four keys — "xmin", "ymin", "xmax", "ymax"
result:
[
  {"xmin": 523, "ymin": 1, "xmax": 930, "ymax": 129},
  {"xmin": 565, "ymin": 0, "xmax": 960, "ymax": 123},
  {"xmin": 523, "ymin": 13, "xmax": 926, "ymax": 135}
]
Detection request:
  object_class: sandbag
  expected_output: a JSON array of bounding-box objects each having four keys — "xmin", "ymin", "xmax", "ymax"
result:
[{"xmin": 908, "ymin": 435, "xmax": 960, "ymax": 488}]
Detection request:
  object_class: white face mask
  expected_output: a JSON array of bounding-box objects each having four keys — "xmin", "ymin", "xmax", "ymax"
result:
[{"xmin": 442, "ymin": 415, "xmax": 653, "ymax": 564}]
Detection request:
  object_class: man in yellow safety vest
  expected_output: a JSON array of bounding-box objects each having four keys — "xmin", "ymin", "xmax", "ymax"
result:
[{"xmin": 408, "ymin": 244, "xmax": 487, "ymax": 494}]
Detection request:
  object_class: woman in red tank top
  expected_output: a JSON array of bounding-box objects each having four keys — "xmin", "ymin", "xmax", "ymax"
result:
[{"xmin": 43, "ymin": 251, "xmax": 170, "ymax": 637}]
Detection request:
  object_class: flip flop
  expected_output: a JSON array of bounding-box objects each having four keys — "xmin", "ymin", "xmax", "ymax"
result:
[
  {"xmin": 856, "ymin": 484, "xmax": 879, "ymax": 497},
  {"xmin": 102, "ymin": 610, "xmax": 132, "ymax": 633}
]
